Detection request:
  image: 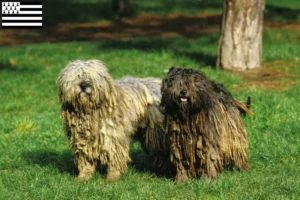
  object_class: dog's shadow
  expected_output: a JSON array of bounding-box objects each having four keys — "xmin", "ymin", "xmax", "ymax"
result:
[
  {"xmin": 22, "ymin": 150, "xmax": 77, "ymax": 176},
  {"xmin": 129, "ymin": 147, "xmax": 151, "ymax": 173},
  {"xmin": 22, "ymin": 146, "xmax": 158, "ymax": 177},
  {"xmin": 130, "ymin": 143, "xmax": 175, "ymax": 179}
]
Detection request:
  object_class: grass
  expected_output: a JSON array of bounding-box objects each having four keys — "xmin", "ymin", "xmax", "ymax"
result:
[
  {"xmin": 42, "ymin": 0, "xmax": 300, "ymax": 24},
  {"xmin": 1, "ymin": 35, "xmax": 299, "ymax": 199},
  {"xmin": 43, "ymin": 0, "xmax": 222, "ymax": 24},
  {"xmin": 1, "ymin": 1, "xmax": 300, "ymax": 200}
]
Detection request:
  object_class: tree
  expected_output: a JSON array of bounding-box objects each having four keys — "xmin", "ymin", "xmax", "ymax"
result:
[
  {"xmin": 217, "ymin": 0, "xmax": 265, "ymax": 70},
  {"xmin": 112, "ymin": 0, "xmax": 131, "ymax": 16}
]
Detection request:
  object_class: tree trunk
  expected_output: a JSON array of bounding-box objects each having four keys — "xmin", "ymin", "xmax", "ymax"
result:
[
  {"xmin": 217, "ymin": 0, "xmax": 265, "ymax": 70},
  {"xmin": 112, "ymin": 0, "xmax": 131, "ymax": 16}
]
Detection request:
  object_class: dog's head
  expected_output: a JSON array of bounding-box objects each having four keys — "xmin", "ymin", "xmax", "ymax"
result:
[
  {"xmin": 161, "ymin": 67, "xmax": 213, "ymax": 116},
  {"xmin": 58, "ymin": 60, "xmax": 116, "ymax": 111}
]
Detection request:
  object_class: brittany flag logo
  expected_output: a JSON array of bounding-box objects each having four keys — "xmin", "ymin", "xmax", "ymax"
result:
[{"xmin": 1, "ymin": 1, "xmax": 42, "ymax": 28}]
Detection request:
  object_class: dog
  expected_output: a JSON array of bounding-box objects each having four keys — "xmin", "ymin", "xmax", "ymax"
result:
[
  {"xmin": 160, "ymin": 67, "xmax": 252, "ymax": 182},
  {"xmin": 57, "ymin": 60, "xmax": 164, "ymax": 181}
]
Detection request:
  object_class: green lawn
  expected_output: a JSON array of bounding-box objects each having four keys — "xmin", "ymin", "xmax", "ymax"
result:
[
  {"xmin": 43, "ymin": 0, "xmax": 222, "ymax": 24},
  {"xmin": 1, "ymin": 1, "xmax": 300, "ymax": 199},
  {"xmin": 42, "ymin": 0, "xmax": 300, "ymax": 24}
]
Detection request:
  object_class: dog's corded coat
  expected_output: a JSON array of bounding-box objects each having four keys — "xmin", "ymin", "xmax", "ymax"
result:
[{"xmin": 58, "ymin": 60, "xmax": 164, "ymax": 181}]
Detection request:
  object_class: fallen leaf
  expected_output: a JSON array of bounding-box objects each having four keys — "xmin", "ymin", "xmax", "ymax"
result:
[{"xmin": 9, "ymin": 59, "xmax": 16, "ymax": 65}]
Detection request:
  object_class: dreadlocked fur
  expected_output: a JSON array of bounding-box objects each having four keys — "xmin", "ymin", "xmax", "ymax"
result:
[
  {"xmin": 58, "ymin": 60, "xmax": 165, "ymax": 181},
  {"xmin": 160, "ymin": 67, "xmax": 252, "ymax": 182}
]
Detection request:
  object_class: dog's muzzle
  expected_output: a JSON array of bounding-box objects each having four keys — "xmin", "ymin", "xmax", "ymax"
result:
[
  {"xmin": 179, "ymin": 90, "xmax": 189, "ymax": 103},
  {"xmin": 79, "ymin": 82, "xmax": 92, "ymax": 95}
]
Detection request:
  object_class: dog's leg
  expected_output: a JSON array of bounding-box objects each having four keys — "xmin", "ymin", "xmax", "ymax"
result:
[
  {"xmin": 205, "ymin": 147, "xmax": 220, "ymax": 179},
  {"xmin": 105, "ymin": 143, "xmax": 128, "ymax": 182},
  {"xmin": 75, "ymin": 152, "xmax": 96, "ymax": 181},
  {"xmin": 106, "ymin": 164, "xmax": 122, "ymax": 182},
  {"xmin": 174, "ymin": 162, "xmax": 188, "ymax": 182},
  {"xmin": 171, "ymin": 146, "xmax": 188, "ymax": 182}
]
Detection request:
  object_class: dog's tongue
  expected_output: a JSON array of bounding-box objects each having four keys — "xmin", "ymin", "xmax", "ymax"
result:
[{"xmin": 180, "ymin": 98, "xmax": 188, "ymax": 102}]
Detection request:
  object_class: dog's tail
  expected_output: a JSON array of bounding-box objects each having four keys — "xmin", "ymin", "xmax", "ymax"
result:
[{"xmin": 234, "ymin": 96, "xmax": 254, "ymax": 116}]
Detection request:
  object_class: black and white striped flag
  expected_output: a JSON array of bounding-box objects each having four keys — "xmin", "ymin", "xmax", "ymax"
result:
[{"xmin": 1, "ymin": 1, "xmax": 42, "ymax": 28}]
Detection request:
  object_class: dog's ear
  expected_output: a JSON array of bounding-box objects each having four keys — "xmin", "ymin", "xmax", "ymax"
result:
[{"xmin": 168, "ymin": 66, "xmax": 176, "ymax": 74}]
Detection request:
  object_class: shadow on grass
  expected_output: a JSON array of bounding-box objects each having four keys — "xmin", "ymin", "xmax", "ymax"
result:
[
  {"xmin": 43, "ymin": 0, "xmax": 222, "ymax": 25},
  {"xmin": 99, "ymin": 38, "xmax": 217, "ymax": 67},
  {"xmin": 22, "ymin": 148, "xmax": 165, "ymax": 178},
  {"xmin": 0, "ymin": 13, "xmax": 221, "ymax": 46},
  {"xmin": 130, "ymin": 148, "xmax": 151, "ymax": 173},
  {"xmin": 177, "ymin": 52, "xmax": 217, "ymax": 67},
  {"xmin": 0, "ymin": 61, "xmax": 41, "ymax": 72},
  {"xmin": 134, "ymin": 0, "xmax": 221, "ymax": 14},
  {"xmin": 99, "ymin": 37, "xmax": 173, "ymax": 51},
  {"xmin": 66, "ymin": 14, "xmax": 221, "ymax": 38},
  {"xmin": 265, "ymin": 5, "xmax": 300, "ymax": 22},
  {"xmin": 43, "ymin": 0, "xmax": 117, "ymax": 25},
  {"xmin": 130, "ymin": 142, "xmax": 175, "ymax": 179},
  {"xmin": 22, "ymin": 150, "xmax": 77, "ymax": 176},
  {"xmin": 0, "ymin": 62, "xmax": 11, "ymax": 71}
]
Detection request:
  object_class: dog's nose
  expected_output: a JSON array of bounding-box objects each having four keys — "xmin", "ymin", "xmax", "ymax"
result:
[
  {"xmin": 79, "ymin": 82, "xmax": 89, "ymax": 91},
  {"xmin": 180, "ymin": 90, "xmax": 187, "ymax": 96}
]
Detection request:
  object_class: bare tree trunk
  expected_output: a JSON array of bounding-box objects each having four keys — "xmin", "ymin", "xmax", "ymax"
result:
[
  {"xmin": 112, "ymin": 0, "xmax": 131, "ymax": 16},
  {"xmin": 217, "ymin": 0, "xmax": 265, "ymax": 71}
]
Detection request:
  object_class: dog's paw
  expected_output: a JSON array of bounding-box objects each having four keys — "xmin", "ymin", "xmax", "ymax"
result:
[
  {"xmin": 106, "ymin": 171, "xmax": 121, "ymax": 182},
  {"xmin": 75, "ymin": 173, "xmax": 94, "ymax": 182},
  {"xmin": 175, "ymin": 171, "xmax": 189, "ymax": 183}
]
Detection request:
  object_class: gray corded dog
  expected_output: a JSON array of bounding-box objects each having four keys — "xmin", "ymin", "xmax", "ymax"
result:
[{"xmin": 58, "ymin": 60, "xmax": 164, "ymax": 181}]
